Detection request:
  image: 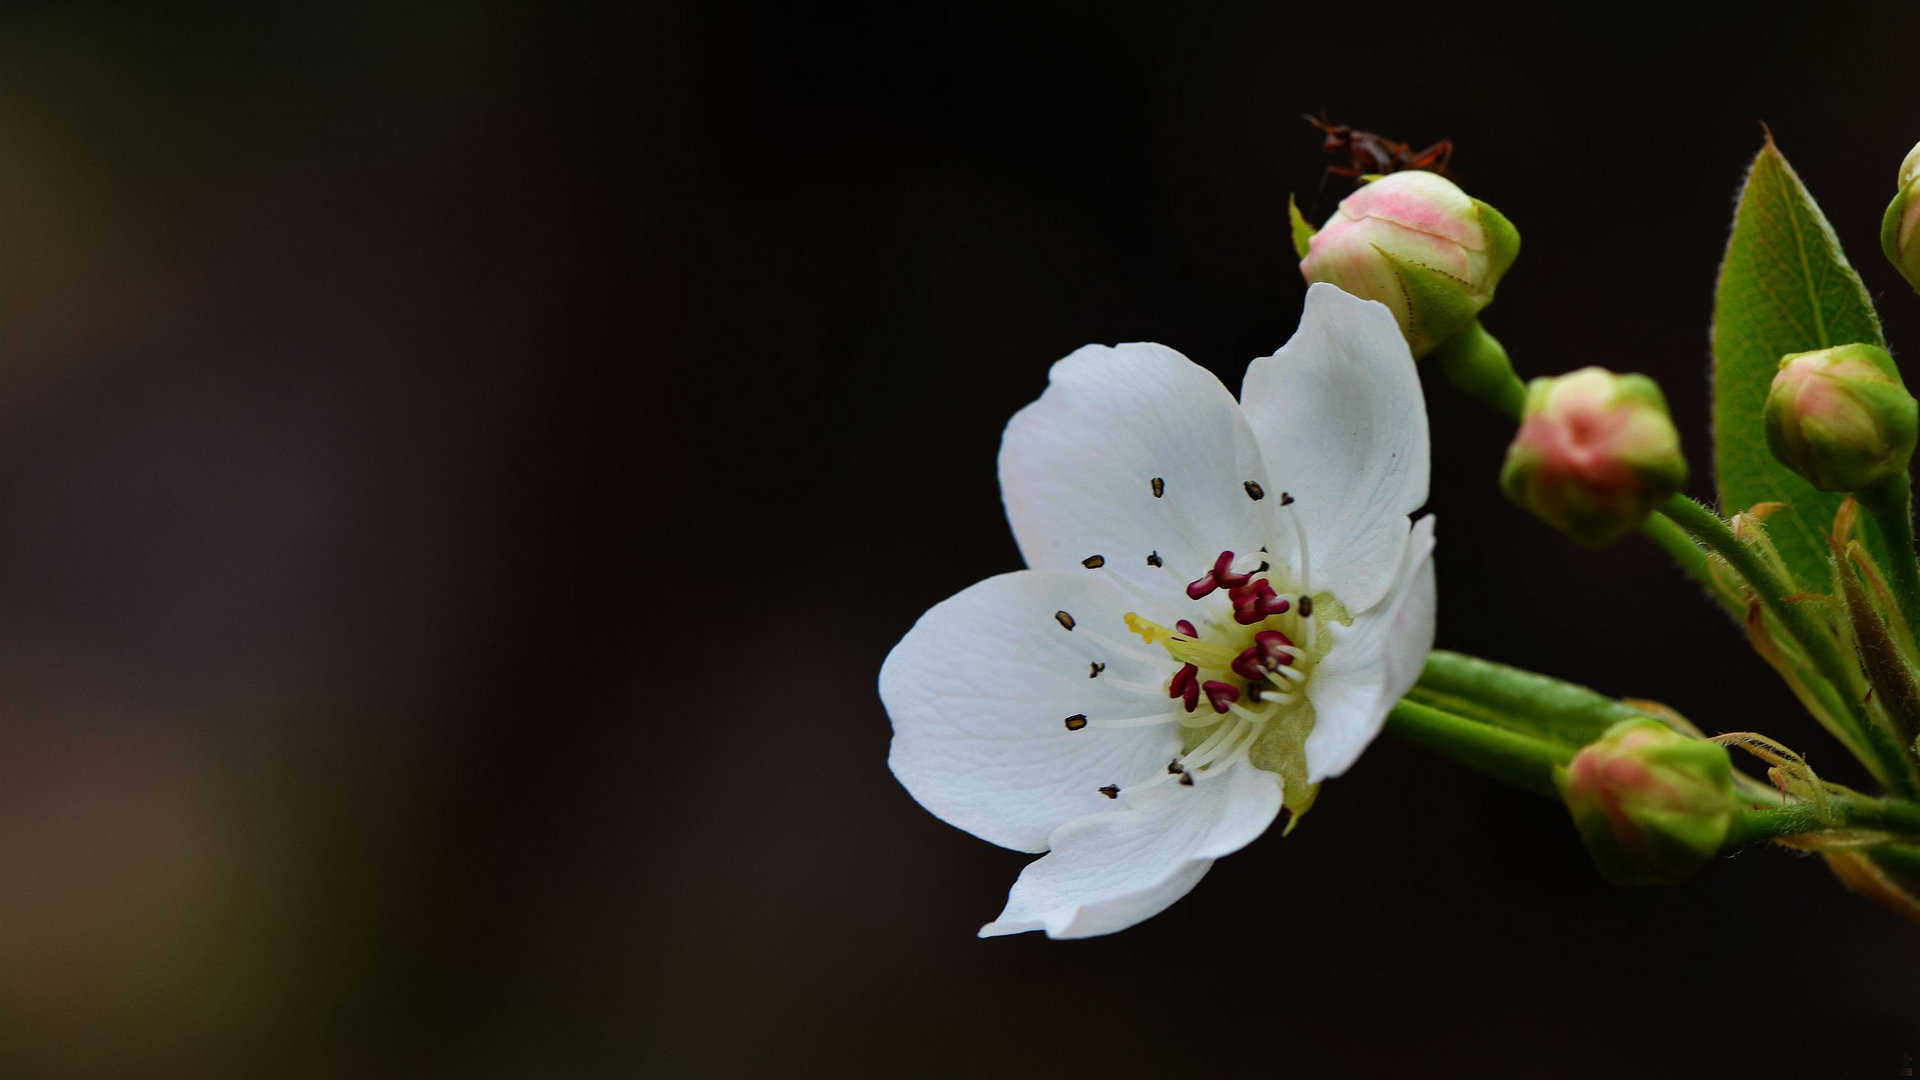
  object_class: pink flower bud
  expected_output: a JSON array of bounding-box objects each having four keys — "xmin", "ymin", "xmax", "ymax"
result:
[
  {"xmin": 1555, "ymin": 719, "xmax": 1734, "ymax": 887},
  {"xmin": 1763, "ymin": 343, "xmax": 1917, "ymax": 492},
  {"xmin": 1882, "ymin": 142, "xmax": 1920, "ymax": 294},
  {"xmin": 1298, "ymin": 171, "xmax": 1519, "ymax": 358},
  {"xmin": 1499, "ymin": 368, "xmax": 1687, "ymax": 547}
]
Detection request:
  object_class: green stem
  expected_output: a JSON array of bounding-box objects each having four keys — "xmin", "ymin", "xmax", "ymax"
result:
[
  {"xmin": 1658, "ymin": 492, "xmax": 1916, "ymax": 796},
  {"xmin": 1859, "ymin": 477, "xmax": 1920, "ymax": 639},
  {"xmin": 1724, "ymin": 792, "xmax": 1920, "ymax": 848},
  {"xmin": 1430, "ymin": 319, "xmax": 1525, "ymax": 420},
  {"xmin": 1385, "ymin": 698, "xmax": 1569, "ymax": 800},
  {"xmin": 1638, "ymin": 510, "xmax": 1743, "ymax": 619},
  {"xmin": 1412, "ymin": 650, "xmax": 1646, "ymax": 750}
]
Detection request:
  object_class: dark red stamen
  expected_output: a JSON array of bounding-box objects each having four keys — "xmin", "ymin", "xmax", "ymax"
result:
[
  {"xmin": 1174, "ymin": 619, "xmax": 1198, "ymax": 638},
  {"xmin": 1229, "ymin": 579, "xmax": 1291, "ymax": 625},
  {"xmin": 1167, "ymin": 663, "xmax": 1200, "ymax": 713},
  {"xmin": 1210, "ymin": 550, "xmax": 1251, "ymax": 590},
  {"xmin": 1230, "ymin": 629, "xmax": 1297, "ymax": 681},
  {"xmin": 1202, "ymin": 680, "xmax": 1239, "ymax": 714},
  {"xmin": 1185, "ymin": 550, "xmax": 1251, "ymax": 599}
]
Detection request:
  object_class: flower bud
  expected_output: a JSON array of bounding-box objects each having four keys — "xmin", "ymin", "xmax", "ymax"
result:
[
  {"xmin": 1554, "ymin": 719, "xmax": 1734, "ymax": 887},
  {"xmin": 1763, "ymin": 344, "xmax": 1917, "ymax": 492},
  {"xmin": 1299, "ymin": 171, "xmax": 1519, "ymax": 358},
  {"xmin": 1880, "ymin": 142, "xmax": 1920, "ymax": 293},
  {"xmin": 1499, "ymin": 368, "xmax": 1687, "ymax": 546}
]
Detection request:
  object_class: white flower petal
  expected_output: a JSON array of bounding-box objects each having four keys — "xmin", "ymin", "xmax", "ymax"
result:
[
  {"xmin": 978, "ymin": 761, "xmax": 1282, "ymax": 939},
  {"xmin": 1240, "ymin": 283, "xmax": 1430, "ymax": 612},
  {"xmin": 1000, "ymin": 342, "xmax": 1273, "ymax": 597},
  {"xmin": 1302, "ymin": 515, "xmax": 1437, "ymax": 783},
  {"xmin": 882, "ymin": 570, "xmax": 1185, "ymax": 853}
]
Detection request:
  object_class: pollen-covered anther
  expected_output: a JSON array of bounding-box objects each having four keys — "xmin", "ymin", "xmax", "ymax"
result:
[
  {"xmin": 1230, "ymin": 629, "xmax": 1296, "ymax": 681},
  {"xmin": 1229, "ymin": 579, "xmax": 1291, "ymax": 625},
  {"xmin": 1201, "ymin": 681, "xmax": 1239, "ymax": 714},
  {"xmin": 1185, "ymin": 550, "xmax": 1252, "ymax": 600},
  {"xmin": 1167, "ymin": 663, "xmax": 1201, "ymax": 713}
]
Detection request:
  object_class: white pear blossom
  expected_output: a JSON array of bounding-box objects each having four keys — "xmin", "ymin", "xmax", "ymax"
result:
[{"xmin": 880, "ymin": 283, "xmax": 1437, "ymax": 939}]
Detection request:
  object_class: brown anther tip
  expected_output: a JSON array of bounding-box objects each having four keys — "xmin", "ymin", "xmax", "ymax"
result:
[
  {"xmin": 1178, "ymin": 773, "xmax": 1195, "ymax": 786},
  {"xmin": 1167, "ymin": 759, "xmax": 1185, "ymax": 774},
  {"xmin": 1244, "ymin": 481, "xmax": 1265, "ymax": 500},
  {"xmin": 1150, "ymin": 477, "xmax": 1165, "ymax": 498},
  {"xmin": 1098, "ymin": 784, "xmax": 1119, "ymax": 799},
  {"xmin": 1088, "ymin": 662, "xmax": 1105, "ymax": 678},
  {"xmin": 1280, "ymin": 491, "xmax": 1295, "ymax": 506},
  {"xmin": 1063, "ymin": 714, "xmax": 1088, "ymax": 731},
  {"xmin": 1146, "ymin": 551, "xmax": 1163, "ymax": 567},
  {"xmin": 1081, "ymin": 554, "xmax": 1105, "ymax": 569},
  {"xmin": 1298, "ymin": 596, "xmax": 1314, "ymax": 617},
  {"xmin": 1054, "ymin": 610, "xmax": 1076, "ymax": 631}
]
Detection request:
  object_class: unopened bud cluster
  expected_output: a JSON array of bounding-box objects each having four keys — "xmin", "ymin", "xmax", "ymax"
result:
[
  {"xmin": 1499, "ymin": 369, "xmax": 1687, "ymax": 547},
  {"xmin": 1299, "ymin": 171, "xmax": 1519, "ymax": 358}
]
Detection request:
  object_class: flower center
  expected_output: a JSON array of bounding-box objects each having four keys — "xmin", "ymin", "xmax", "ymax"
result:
[{"xmin": 1112, "ymin": 547, "xmax": 1324, "ymax": 785}]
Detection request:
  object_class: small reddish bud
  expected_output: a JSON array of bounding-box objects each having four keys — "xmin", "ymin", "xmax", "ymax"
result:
[
  {"xmin": 1299, "ymin": 171, "xmax": 1520, "ymax": 358},
  {"xmin": 1763, "ymin": 344, "xmax": 1917, "ymax": 493},
  {"xmin": 1554, "ymin": 719, "xmax": 1734, "ymax": 887},
  {"xmin": 1499, "ymin": 368, "xmax": 1687, "ymax": 547},
  {"xmin": 1881, "ymin": 142, "xmax": 1920, "ymax": 295}
]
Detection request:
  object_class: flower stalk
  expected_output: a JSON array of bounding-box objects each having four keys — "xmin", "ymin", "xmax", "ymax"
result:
[
  {"xmin": 1855, "ymin": 477, "xmax": 1920, "ymax": 640},
  {"xmin": 1428, "ymin": 319, "xmax": 1524, "ymax": 420},
  {"xmin": 1656, "ymin": 493, "xmax": 1918, "ymax": 795},
  {"xmin": 1397, "ymin": 654, "xmax": 1920, "ymax": 859}
]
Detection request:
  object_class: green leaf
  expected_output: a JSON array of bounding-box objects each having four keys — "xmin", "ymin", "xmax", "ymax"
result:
[
  {"xmin": 1713, "ymin": 137, "xmax": 1889, "ymax": 588},
  {"xmin": 1287, "ymin": 193, "xmax": 1314, "ymax": 260}
]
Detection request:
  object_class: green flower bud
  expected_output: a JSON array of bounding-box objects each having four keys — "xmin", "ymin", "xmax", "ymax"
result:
[
  {"xmin": 1298, "ymin": 171, "xmax": 1520, "ymax": 358},
  {"xmin": 1880, "ymin": 142, "xmax": 1920, "ymax": 294},
  {"xmin": 1762, "ymin": 344, "xmax": 1917, "ymax": 492},
  {"xmin": 1554, "ymin": 719, "xmax": 1734, "ymax": 887},
  {"xmin": 1498, "ymin": 368, "xmax": 1688, "ymax": 547}
]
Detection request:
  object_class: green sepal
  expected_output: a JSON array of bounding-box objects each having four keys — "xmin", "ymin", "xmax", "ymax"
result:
[
  {"xmin": 1712, "ymin": 137, "xmax": 1892, "ymax": 591},
  {"xmin": 1287, "ymin": 193, "xmax": 1315, "ymax": 261},
  {"xmin": 1471, "ymin": 197, "xmax": 1521, "ymax": 288},
  {"xmin": 1377, "ymin": 247, "xmax": 1479, "ymax": 358}
]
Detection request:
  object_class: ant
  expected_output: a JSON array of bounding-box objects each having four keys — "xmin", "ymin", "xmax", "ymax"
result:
[{"xmin": 1303, "ymin": 113, "xmax": 1454, "ymax": 186}]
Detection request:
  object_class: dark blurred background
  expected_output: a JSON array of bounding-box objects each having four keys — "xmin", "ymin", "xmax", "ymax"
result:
[{"xmin": 4, "ymin": 0, "xmax": 1920, "ymax": 1075}]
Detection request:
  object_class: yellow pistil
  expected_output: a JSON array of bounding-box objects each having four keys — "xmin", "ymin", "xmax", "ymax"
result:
[{"xmin": 1122, "ymin": 612, "xmax": 1237, "ymax": 667}]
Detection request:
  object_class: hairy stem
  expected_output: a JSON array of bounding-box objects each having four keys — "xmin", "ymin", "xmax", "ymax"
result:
[{"xmin": 1659, "ymin": 493, "xmax": 1915, "ymax": 796}]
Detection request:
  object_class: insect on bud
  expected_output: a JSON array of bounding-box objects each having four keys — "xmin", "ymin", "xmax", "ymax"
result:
[
  {"xmin": 1298, "ymin": 171, "xmax": 1519, "ymax": 359},
  {"xmin": 1498, "ymin": 368, "xmax": 1688, "ymax": 547},
  {"xmin": 1763, "ymin": 344, "xmax": 1917, "ymax": 493},
  {"xmin": 1880, "ymin": 142, "xmax": 1920, "ymax": 294},
  {"xmin": 1554, "ymin": 719, "xmax": 1734, "ymax": 887}
]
